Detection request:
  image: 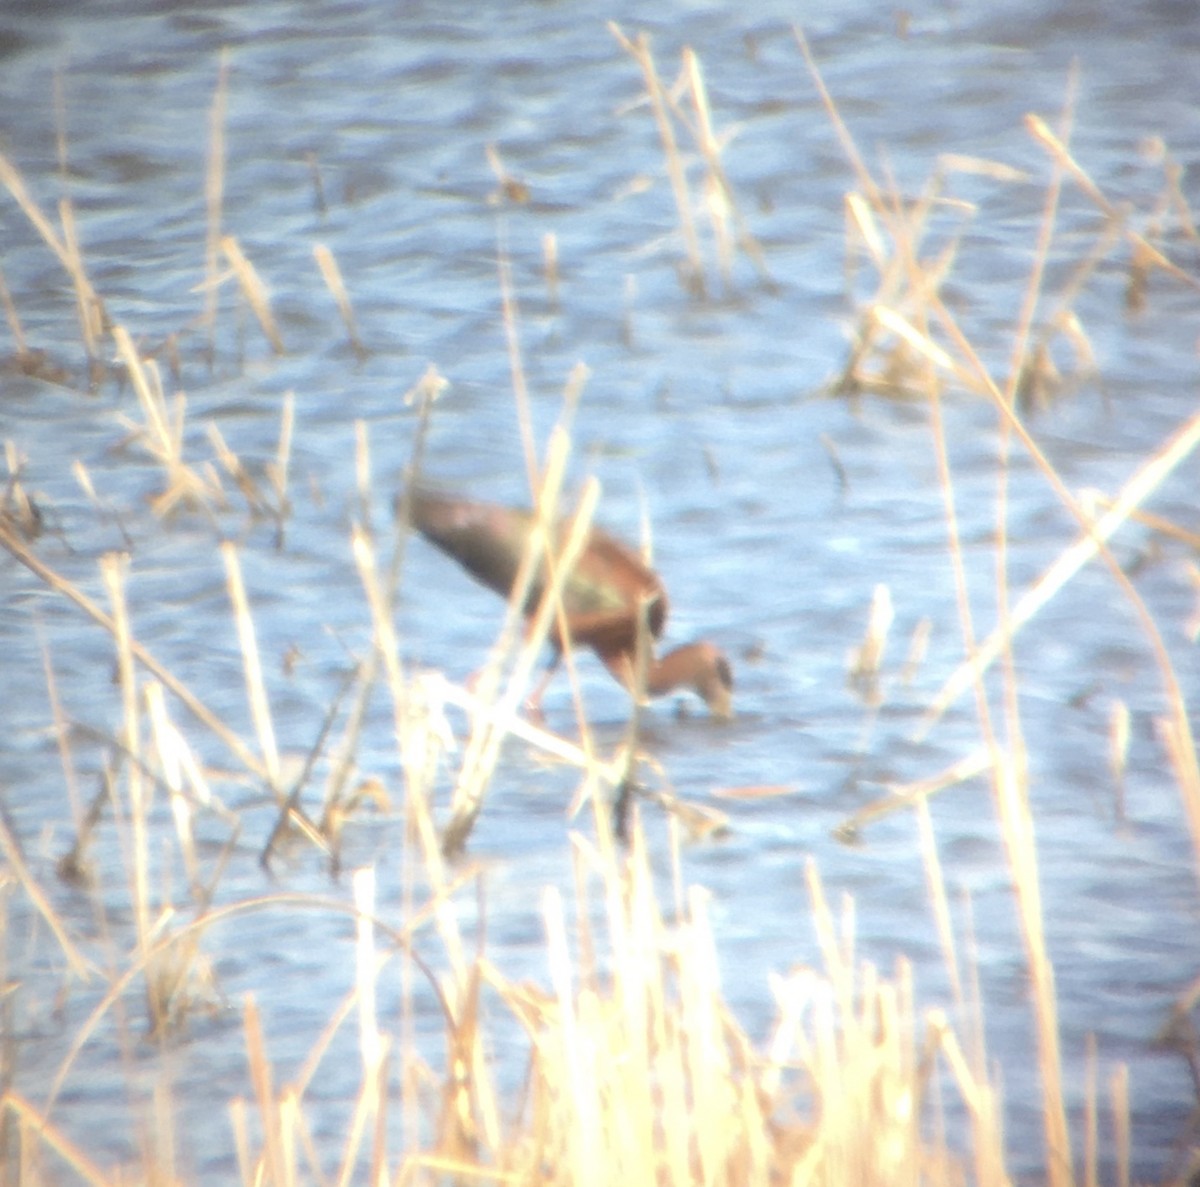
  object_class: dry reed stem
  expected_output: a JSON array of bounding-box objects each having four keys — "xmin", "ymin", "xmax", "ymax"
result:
[
  {"xmin": 916, "ymin": 796, "xmax": 965, "ymax": 1021},
  {"xmin": 271, "ymin": 391, "xmax": 294, "ymax": 514},
  {"xmin": 112, "ymin": 325, "xmax": 225, "ymax": 515},
  {"xmin": 682, "ymin": 48, "xmax": 772, "ymax": 286},
  {"xmin": 1025, "ymin": 114, "xmax": 1200, "ymax": 292},
  {"xmin": 100, "ymin": 552, "xmax": 163, "ymax": 1031},
  {"xmin": 837, "ymin": 748, "xmax": 994, "ymax": 839},
  {"xmin": 542, "ymin": 231, "xmax": 560, "ymax": 305},
  {"xmin": 113, "ymin": 325, "xmax": 174, "ymax": 455},
  {"xmin": 57, "ymin": 196, "xmax": 103, "ymax": 360},
  {"xmin": 221, "ymin": 235, "xmax": 285, "ymax": 354},
  {"xmin": 0, "ymin": 152, "xmax": 107, "ymax": 352},
  {"xmin": 609, "ymin": 24, "xmax": 705, "ymax": 294},
  {"xmin": 1084, "ymin": 1033, "xmax": 1099, "ymax": 1187},
  {"xmin": 997, "ymin": 750, "xmax": 1073, "ymax": 1184},
  {"xmin": 533, "ymin": 366, "xmax": 595, "ymax": 737},
  {"xmin": 2, "ymin": 1091, "xmax": 111, "ymax": 1187},
  {"xmin": 243, "ymin": 996, "xmax": 290, "ymax": 1187},
  {"xmin": 795, "ymin": 28, "xmax": 882, "ymax": 212},
  {"xmin": 221, "ymin": 541, "xmax": 283, "ymax": 795},
  {"xmin": 1002, "ymin": 65, "xmax": 1074, "ymax": 413},
  {"xmin": 145, "ymin": 681, "xmax": 201, "ymax": 894},
  {"xmin": 435, "ymin": 680, "xmax": 623, "ymax": 780},
  {"xmin": 1082, "ymin": 491, "xmax": 1200, "ymax": 550},
  {"xmin": 1109, "ymin": 1066, "xmax": 1130, "ymax": 1187},
  {"xmin": 920, "ymin": 405, "xmax": 1200, "ymax": 732},
  {"xmin": 847, "ymin": 581, "xmax": 893, "ymax": 685},
  {"xmin": 0, "ymin": 265, "xmax": 27, "ymax": 356},
  {"xmin": 38, "ymin": 622, "xmax": 92, "ymax": 881},
  {"xmin": 204, "ymin": 52, "xmax": 229, "ymax": 361},
  {"xmin": 441, "ymin": 438, "xmax": 594, "ymax": 855},
  {"xmin": 0, "ymin": 813, "xmax": 93, "ymax": 981},
  {"xmin": 1160, "ymin": 714, "xmax": 1200, "ymax": 891}
]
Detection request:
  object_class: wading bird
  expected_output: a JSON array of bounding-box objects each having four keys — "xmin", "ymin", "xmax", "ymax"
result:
[{"xmin": 404, "ymin": 487, "xmax": 733, "ymax": 718}]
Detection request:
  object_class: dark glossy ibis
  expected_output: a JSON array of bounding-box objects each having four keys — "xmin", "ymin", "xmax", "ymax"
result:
[{"xmin": 405, "ymin": 488, "xmax": 733, "ymax": 718}]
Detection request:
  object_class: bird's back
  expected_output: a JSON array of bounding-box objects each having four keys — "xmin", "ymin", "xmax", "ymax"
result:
[{"xmin": 407, "ymin": 488, "xmax": 667, "ymax": 646}]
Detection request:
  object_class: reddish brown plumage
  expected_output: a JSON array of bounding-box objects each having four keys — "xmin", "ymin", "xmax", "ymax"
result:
[{"xmin": 405, "ymin": 488, "xmax": 733, "ymax": 717}]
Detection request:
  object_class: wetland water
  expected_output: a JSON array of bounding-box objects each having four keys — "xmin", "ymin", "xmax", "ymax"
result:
[{"xmin": 2, "ymin": 1, "xmax": 1199, "ymax": 1180}]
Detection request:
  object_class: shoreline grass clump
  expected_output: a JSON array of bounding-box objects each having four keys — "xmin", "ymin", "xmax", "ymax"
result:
[{"xmin": 0, "ymin": 28, "xmax": 1197, "ymax": 1187}]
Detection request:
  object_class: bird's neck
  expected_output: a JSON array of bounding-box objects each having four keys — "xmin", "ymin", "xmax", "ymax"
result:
[{"xmin": 600, "ymin": 643, "xmax": 707, "ymax": 697}]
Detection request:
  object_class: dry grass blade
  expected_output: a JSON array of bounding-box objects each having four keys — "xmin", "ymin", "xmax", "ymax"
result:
[
  {"xmin": 268, "ymin": 393, "xmax": 294, "ymax": 529},
  {"xmin": 313, "ymin": 243, "xmax": 367, "ymax": 360},
  {"xmin": 435, "ymin": 679, "xmax": 622, "ymax": 780},
  {"xmin": 221, "ymin": 235, "xmax": 285, "ymax": 354}
]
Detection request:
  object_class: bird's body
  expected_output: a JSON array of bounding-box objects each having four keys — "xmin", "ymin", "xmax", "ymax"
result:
[{"xmin": 405, "ymin": 488, "xmax": 732, "ymax": 717}]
